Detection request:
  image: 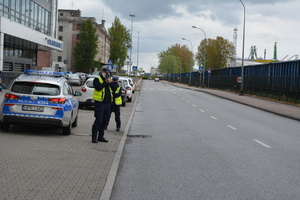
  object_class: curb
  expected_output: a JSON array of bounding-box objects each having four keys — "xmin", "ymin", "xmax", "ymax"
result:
[{"xmin": 99, "ymin": 90, "xmax": 140, "ymax": 200}]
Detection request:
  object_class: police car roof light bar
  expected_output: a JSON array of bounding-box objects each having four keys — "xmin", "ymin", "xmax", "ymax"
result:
[{"xmin": 24, "ymin": 70, "xmax": 65, "ymax": 77}]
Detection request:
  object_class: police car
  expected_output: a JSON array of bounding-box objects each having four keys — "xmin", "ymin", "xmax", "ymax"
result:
[{"xmin": 0, "ymin": 70, "xmax": 81, "ymax": 135}]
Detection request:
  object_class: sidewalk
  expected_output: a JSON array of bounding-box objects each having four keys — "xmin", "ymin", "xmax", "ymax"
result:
[
  {"xmin": 0, "ymin": 83, "xmax": 140, "ymax": 200},
  {"xmin": 167, "ymin": 81, "xmax": 300, "ymax": 121}
]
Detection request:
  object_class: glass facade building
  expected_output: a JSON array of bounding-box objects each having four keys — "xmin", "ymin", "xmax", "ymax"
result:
[
  {"xmin": 0, "ymin": 0, "xmax": 62, "ymax": 72},
  {"xmin": 0, "ymin": 0, "xmax": 52, "ymax": 35}
]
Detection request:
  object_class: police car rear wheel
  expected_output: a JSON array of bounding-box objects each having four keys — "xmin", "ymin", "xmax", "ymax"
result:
[
  {"xmin": 0, "ymin": 122, "xmax": 10, "ymax": 131},
  {"xmin": 72, "ymin": 115, "xmax": 78, "ymax": 127},
  {"xmin": 62, "ymin": 122, "xmax": 72, "ymax": 135}
]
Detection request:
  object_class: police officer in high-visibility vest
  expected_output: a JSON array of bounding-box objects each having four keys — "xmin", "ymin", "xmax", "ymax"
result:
[
  {"xmin": 91, "ymin": 67, "xmax": 116, "ymax": 143},
  {"xmin": 107, "ymin": 76, "xmax": 122, "ymax": 131}
]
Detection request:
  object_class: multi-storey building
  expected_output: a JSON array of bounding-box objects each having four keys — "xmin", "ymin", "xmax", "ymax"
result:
[
  {"xmin": 53, "ymin": 9, "xmax": 110, "ymax": 72},
  {"xmin": 0, "ymin": 0, "xmax": 62, "ymax": 72}
]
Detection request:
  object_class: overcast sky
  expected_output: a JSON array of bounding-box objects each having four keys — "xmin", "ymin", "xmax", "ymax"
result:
[{"xmin": 58, "ymin": 0, "xmax": 300, "ymax": 73}]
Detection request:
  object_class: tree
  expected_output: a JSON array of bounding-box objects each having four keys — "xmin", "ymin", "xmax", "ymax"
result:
[
  {"xmin": 195, "ymin": 36, "xmax": 235, "ymax": 69},
  {"xmin": 73, "ymin": 19, "xmax": 98, "ymax": 73},
  {"xmin": 158, "ymin": 43, "xmax": 194, "ymax": 74},
  {"xmin": 108, "ymin": 16, "xmax": 131, "ymax": 72}
]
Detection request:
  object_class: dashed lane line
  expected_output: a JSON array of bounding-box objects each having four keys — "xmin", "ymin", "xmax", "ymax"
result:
[
  {"xmin": 227, "ymin": 125, "xmax": 237, "ymax": 130},
  {"xmin": 253, "ymin": 139, "xmax": 271, "ymax": 148}
]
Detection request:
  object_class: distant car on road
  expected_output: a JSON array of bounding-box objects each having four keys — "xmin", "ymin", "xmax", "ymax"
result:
[
  {"xmin": 65, "ymin": 74, "xmax": 81, "ymax": 86},
  {"xmin": 154, "ymin": 77, "xmax": 159, "ymax": 82},
  {"xmin": 0, "ymin": 70, "xmax": 81, "ymax": 135}
]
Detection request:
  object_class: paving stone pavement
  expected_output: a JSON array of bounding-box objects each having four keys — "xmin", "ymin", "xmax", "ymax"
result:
[{"xmin": 0, "ymin": 82, "xmax": 140, "ymax": 200}]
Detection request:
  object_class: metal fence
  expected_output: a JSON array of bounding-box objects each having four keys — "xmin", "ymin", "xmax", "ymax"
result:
[{"xmin": 163, "ymin": 60, "xmax": 300, "ymax": 104}]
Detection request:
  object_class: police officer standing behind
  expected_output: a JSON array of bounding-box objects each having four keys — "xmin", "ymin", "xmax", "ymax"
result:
[
  {"xmin": 91, "ymin": 68, "xmax": 116, "ymax": 143},
  {"xmin": 107, "ymin": 76, "xmax": 122, "ymax": 131}
]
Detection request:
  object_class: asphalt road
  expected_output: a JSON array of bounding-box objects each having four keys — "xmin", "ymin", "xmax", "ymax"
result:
[{"xmin": 111, "ymin": 80, "xmax": 300, "ymax": 200}]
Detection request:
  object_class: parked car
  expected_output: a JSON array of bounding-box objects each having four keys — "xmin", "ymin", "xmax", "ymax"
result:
[
  {"xmin": 117, "ymin": 78, "xmax": 128, "ymax": 107},
  {"xmin": 78, "ymin": 77, "xmax": 95, "ymax": 109},
  {"xmin": 126, "ymin": 77, "xmax": 136, "ymax": 93},
  {"xmin": 119, "ymin": 77, "xmax": 133, "ymax": 102},
  {"xmin": 76, "ymin": 72, "xmax": 86, "ymax": 85},
  {"xmin": 0, "ymin": 70, "xmax": 81, "ymax": 135},
  {"xmin": 65, "ymin": 74, "xmax": 81, "ymax": 86}
]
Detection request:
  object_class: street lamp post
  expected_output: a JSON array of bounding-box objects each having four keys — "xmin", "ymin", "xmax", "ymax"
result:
[
  {"xmin": 192, "ymin": 26, "xmax": 206, "ymax": 88},
  {"xmin": 137, "ymin": 31, "xmax": 140, "ymax": 72},
  {"xmin": 239, "ymin": 0, "xmax": 245, "ymax": 95},
  {"xmin": 129, "ymin": 14, "xmax": 135, "ymax": 75},
  {"xmin": 179, "ymin": 47, "xmax": 182, "ymax": 83},
  {"xmin": 182, "ymin": 38, "xmax": 193, "ymax": 86}
]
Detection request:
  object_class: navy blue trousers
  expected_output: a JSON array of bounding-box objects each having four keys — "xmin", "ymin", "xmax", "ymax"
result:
[
  {"xmin": 107, "ymin": 104, "xmax": 121, "ymax": 129},
  {"xmin": 91, "ymin": 101, "xmax": 111, "ymax": 140}
]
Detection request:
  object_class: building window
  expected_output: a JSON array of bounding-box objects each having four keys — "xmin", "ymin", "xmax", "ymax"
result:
[
  {"xmin": 59, "ymin": 26, "xmax": 63, "ymax": 32},
  {"xmin": 58, "ymin": 56, "xmax": 62, "ymax": 62},
  {"xmin": 77, "ymin": 23, "xmax": 81, "ymax": 30},
  {"xmin": 58, "ymin": 36, "xmax": 63, "ymax": 41}
]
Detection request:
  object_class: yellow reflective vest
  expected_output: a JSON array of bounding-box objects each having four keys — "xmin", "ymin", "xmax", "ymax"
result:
[
  {"xmin": 93, "ymin": 76, "xmax": 113, "ymax": 102},
  {"xmin": 114, "ymin": 86, "xmax": 122, "ymax": 105}
]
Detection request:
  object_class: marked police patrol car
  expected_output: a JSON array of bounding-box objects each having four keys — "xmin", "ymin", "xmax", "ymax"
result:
[{"xmin": 0, "ymin": 70, "xmax": 82, "ymax": 135}]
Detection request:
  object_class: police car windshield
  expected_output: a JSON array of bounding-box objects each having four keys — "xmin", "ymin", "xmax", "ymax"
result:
[{"xmin": 11, "ymin": 82, "xmax": 60, "ymax": 96}]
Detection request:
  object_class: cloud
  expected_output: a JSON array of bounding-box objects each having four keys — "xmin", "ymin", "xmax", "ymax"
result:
[{"xmin": 59, "ymin": 0, "xmax": 300, "ymax": 72}]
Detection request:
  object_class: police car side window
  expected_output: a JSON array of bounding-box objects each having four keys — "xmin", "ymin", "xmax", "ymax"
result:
[{"xmin": 63, "ymin": 82, "xmax": 73, "ymax": 95}]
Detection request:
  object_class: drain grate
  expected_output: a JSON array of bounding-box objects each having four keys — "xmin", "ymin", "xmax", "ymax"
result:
[{"xmin": 127, "ymin": 134, "xmax": 152, "ymax": 138}]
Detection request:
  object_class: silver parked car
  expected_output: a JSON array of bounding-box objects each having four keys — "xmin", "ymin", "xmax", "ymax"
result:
[
  {"xmin": 65, "ymin": 74, "xmax": 81, "ymax": 86},
  {"xmin": 0, "ymin": 70, "xmax": 81, "ymax": 135}
]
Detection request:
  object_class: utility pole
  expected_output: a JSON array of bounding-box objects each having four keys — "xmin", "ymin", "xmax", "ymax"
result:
[{"xmin": 129, "ymin": 14, "xmax": 135, "ymax": 75}]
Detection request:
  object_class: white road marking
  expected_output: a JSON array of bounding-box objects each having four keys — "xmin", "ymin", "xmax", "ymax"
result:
[
  {"xmin": 227, "ymin": 125, "xmax": 237, "ymax": 130},
  {"xmin": 210, "ymin": 116, "xmax": 218, "ymax": 120},
  {"xmin": 186, "ymin": 100, "xmax": 189, "ymax": 103},
  {"xmin": 253, "ymin": 139, "xmax": 271, "ymax": 148},
  {"xmin": 192, "ymin": 104, "xmax": 196, "ymax": 107},
  {"xmin": 199, "ymin": 109, "xmax": 205, "ymax": 112}
]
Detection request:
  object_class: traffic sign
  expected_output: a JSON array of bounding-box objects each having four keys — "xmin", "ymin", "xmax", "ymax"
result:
[
  {"xmin": 198, "ymin": 66, "xmax": 204, "ymax": 71},
  {"xmin": 132, "ymin": 66, "xmax": 138, "ymax": 71}
]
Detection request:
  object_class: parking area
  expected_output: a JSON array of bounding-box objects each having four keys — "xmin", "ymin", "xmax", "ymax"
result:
[{"xmin": 0, "ymin": 82, "xmax": 139, "ymax": 200}]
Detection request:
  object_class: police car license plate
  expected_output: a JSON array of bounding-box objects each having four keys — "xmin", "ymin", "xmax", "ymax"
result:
[{"xmin": 22, "ymin": 105, "xmax": 44, "ymax": 112}]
